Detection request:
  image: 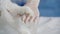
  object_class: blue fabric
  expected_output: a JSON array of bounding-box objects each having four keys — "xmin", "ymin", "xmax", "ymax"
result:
[
  {"xmin": 11, "ymin": 0, "xmax": 26, "ymax": 6},
  {"xmin": 39, "ymin": 0, "xmax": 60, "ymax": 17},
  {"xmin": 11, "ymin": 0, "xmax": 60, "ymax": 17}
]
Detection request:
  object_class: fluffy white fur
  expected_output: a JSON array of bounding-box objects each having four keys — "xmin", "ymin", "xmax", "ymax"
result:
[{"xmin": 0, "ymin": 0, "xmax": 36, "ymax": 34}]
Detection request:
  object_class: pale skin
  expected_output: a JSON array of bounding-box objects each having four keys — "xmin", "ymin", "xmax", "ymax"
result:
[
  {"xmin": 0, "ymin": 0, "xmax": 40, "ymax": 33},
  {"xmin": 21, "ymin": 0, "xmax": 40, "ymax": 23},
  {"xmin": 5, "ymin": 0, "xmax": 40, "ymax": 23}
]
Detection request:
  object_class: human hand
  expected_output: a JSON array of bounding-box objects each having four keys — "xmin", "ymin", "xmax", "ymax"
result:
[
  {"xmin": 22, "ymin": 0, "xmax": 40, "ymax": 23},
  {"xmin": 16, "ymin": 7, "xmax": 37, "ymax": 23}
]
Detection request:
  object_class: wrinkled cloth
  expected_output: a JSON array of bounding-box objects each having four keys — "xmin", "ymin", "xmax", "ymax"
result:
[{"xmin": 0, "ymin": 16, "xmax": 60, "ymax": 34}]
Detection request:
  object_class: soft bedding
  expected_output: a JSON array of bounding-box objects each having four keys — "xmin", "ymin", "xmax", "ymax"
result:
[{"xmin": 0, "ymin": 17, "xmax": 60, "ymax": 34}]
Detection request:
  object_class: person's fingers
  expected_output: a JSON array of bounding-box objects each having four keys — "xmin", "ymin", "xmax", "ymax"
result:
[
  {"xmin": 19, "ymin": 13, "xmax": 39, "ymax": 23},
  {"xmin": 23, "ymin": 14, "xmax": 33, "ymax": 23},
  {"xmin": 28, "ymin": 16, "xmax": 32, "ymax": 22},
  {"xmin": 34, "ymin": 16, "xmax": 39, "ymax": 23},
  {"xmin": 24, "ymin": 13, "xmax": 29, "ymax": 23},
  {"xmin": 33, "ymin": 16, "xmax": 37, "ymax": 22},
  {"xmin": 26, "ymin": 15, "xmax": 30, "ymax": 22},
  {"xmin": 30, "ymin": 16, "xmax": 39, "ymax": 22},
  {"xmin": 30, "ymin": 16, "xmax": 35, "ymax": 22},
  {"xmin": 22, "ymin": 15, "xmax": 26, "ymax": 21},
  {"xmin": 26, "ymin": 16, "xmax": 37, "ymax": 22}
]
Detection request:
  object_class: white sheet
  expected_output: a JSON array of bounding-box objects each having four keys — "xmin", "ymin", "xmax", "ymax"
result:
[
  {"xmin": 36, "ymin": 17, "xmax": 60, "ymax": 34},
  {"xmin": 0, "ymin": 17, "xmax": 60, "ymax": 34}
]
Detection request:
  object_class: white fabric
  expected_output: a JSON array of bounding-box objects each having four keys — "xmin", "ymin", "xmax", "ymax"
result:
[
  {"xmin": 0, "ymin": 16, "xmax": 60, "ymax": 34},
  {"xmin": 36, "ymin": 17, "xmax": 60, "ymax": 34},
  {"xmin": 0, "ymin": 0, "xmax": 60, "ymax": 34}
]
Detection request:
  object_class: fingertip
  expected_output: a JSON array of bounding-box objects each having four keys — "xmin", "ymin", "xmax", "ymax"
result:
[
  {"xmin": 33, "ymin": 16, "xmax": 37, "ymax": 22},
  {"xmin": 24, "ymin": 14, "xmax": 29, "ymax": 23},
  {"xmin": 28, "ymin": 16, "xmax": 32, "ymax": 22}
]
